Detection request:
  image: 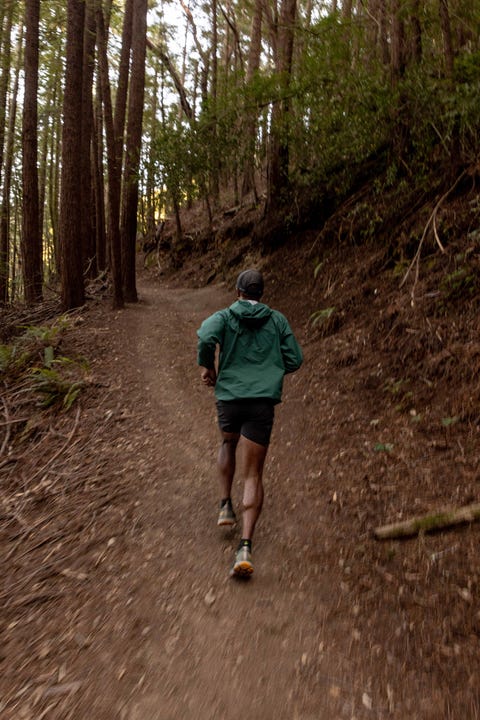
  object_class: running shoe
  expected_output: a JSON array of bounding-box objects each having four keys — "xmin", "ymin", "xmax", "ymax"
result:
[
  {"xmin": 217, "ymin": 500, "xmax": 237, "ymax": 526},
  {"xmin": 230, "ymin": 544, "xmax": 254, "ymax": 578}
]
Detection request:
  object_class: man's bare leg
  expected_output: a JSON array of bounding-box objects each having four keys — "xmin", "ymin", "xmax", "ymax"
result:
[
  {"xmin": 217, "ymin": 431, "xmax": 240, "ymax": 500},
  {"xmin": 236, "ymin": 435, "xmax": 268, "ymax": 540}
]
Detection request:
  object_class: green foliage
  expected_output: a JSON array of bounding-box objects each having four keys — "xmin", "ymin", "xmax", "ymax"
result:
[
  {"xmin": 383, "ymin": 378, "xmax": 413, "ymax": 412},
  {"xmin": 27, "ymin": 366, "xmax": 84, "ymax": 409},
  {"xmin": 442, "ymin": 416, "xmax": 459, "ymax": 428},
  {"xmin": 309, "ymin": 306, "xmax": 336, "ymax": 327},
  {"xmin": 437, "ymin": 258, "xmax": 477, "ymax": 313},
  {"xmin": 0, "ymin": 344, "xmax": 31, "ymax": 378},
  {"xmin": 374, "ymin": 443, "xmax": 394, "ymax": 453},
  {"xmin": 313, "ymin": 260, "xmax": 323, "ymax": 280},
  {"xmin": 1, "ymin": 317, "xmax": 88, "ymax": 411}
]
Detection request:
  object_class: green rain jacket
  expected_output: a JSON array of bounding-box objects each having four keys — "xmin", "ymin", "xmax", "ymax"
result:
[{"xmin": 197, "ymin": 300, "xmax": 303, "ymax": 402}]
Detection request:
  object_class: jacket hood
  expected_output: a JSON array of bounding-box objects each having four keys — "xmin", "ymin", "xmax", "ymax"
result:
[{"xmin": 228, "ymin": 300, "xmax": 272, "ymax": 328}]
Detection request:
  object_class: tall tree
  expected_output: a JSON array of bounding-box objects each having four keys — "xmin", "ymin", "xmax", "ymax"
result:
[
  {"xmin": 121, "ymin": 0, "xmax": 148, "ymax": 302},
  {"xmin": 241, "ymin": 0, "xmax": 263, "ymax": 199},
  {"xmin": 80, "ymin": 0, "xmax": 98, "ymax": 277},
  {"xmin": 59, "ymin": 0, "xmax": 86, "ymax": 309},
  {"xmin": 92, "ymin": 77, "xmax": 107, "ymax": 273},
  {"xmin": 0, "ymin": 0, "xmax": 16, "ymax": 302},
  {"xmin": 265, "ymin": 0, "xmax": 297, "ymax": 217},
  {"xmin": 96, "ymin": 0, "xmax": 124, "ymax": 308},
  {"xmin": 21, "ymin": 0, "xmax": 43, "ymax": 305}
]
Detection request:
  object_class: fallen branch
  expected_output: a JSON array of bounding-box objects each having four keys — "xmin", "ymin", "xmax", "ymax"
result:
[{"xmin": 374, "ymin": 501, "xmax": 480, "ymax": 540}]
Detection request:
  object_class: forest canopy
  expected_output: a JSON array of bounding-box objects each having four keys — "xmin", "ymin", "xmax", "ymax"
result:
[{"xmin": 0, "ymin": 0, "xmax": 478, "ymax": 308}]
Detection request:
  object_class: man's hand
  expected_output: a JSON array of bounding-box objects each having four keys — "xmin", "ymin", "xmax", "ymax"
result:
[{"xmin": 200, "ymin": 366, "xmax": 217, "ymax": 387}]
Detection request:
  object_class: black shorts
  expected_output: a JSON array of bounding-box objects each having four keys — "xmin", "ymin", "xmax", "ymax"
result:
[{"xmin": 216, "ymin": 399, "xmax": 275, "ymax": 447}]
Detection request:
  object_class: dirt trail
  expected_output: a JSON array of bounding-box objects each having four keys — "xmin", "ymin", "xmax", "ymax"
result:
[{"xmin": 76, "ymin": 275, "xmax": 367, "ymax": 720}]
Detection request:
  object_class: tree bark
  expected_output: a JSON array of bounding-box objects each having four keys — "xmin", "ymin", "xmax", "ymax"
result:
[
  {"xmin": 265, "ymin": 0, "xmax": 297, "ymax": 217},
  {"xmin": 121, "ymin": 0, "xmax": 148, "ymax": 302},
  {"xmin": 241, "ymin": 0, "xmax": 263, "ymax": 199},
  {"xmin": 93, "ymin": 78, "xmax": 106, "ymax": 273},
  {"xmin": 96, "ymin": 1, "xmax": 124, "ymax": 308},
  {"xmin": 0, "ymin": 0, "xmax": 16, "ymax": 303},
  {"xmin": 439, "ymin": 0, "xmax": 454, "ymax": 79},
  {"xmin": 59, "ymin": 0, "xmax": 86, "ymax": 309},
  {"xmin": 375, "ymin": 503, "xmax": 480, "ymax": 540},
  {"xmin": 114, "ymin": 0, "xmax": 133, "ymax": 176},
  {"xmin": 21, "ymin": 0, "xmax": 43, "ymax": 305},
  {"xmin": 390, "ymin": 0, "xmax": 405, "ymax": 81},
  {"xmin": 80, "ymin": 0, "xmax": 98, "ymax": 277},
  {"xmin": 410, "ymin": 0, "xmax": 422, "ymax": 65}
]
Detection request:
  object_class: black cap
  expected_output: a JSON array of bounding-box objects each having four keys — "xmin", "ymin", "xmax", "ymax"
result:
[{"xmin": 236, "ymin": 269, "xmax": 264, "ymax": 299}]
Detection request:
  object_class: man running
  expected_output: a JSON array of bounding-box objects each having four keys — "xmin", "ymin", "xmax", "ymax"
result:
[{"xmin": 197, "ymin": 269, "xmax": 303, "ymax": 578}]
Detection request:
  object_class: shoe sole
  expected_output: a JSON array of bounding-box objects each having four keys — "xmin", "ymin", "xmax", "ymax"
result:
[
  {"xmin": 231, "ymin": 560, "xmax": 254, "ymax": 578},
  {"xmin": 217, "ymin": 518, "xmax": 236, "ymax": 527}
]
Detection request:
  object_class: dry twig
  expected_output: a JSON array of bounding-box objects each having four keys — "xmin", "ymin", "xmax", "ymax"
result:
[
  {"xmin": 400, "ymin": 170, "xmax": 467, "ymax": 304},
  {"xmin": 28, "ymin": 406, "xmax": 82, "ymax": 484}
]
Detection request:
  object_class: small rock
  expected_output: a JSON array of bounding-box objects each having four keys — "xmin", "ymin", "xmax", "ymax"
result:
[
  {"xmin": 204, "ymin": 588, "xmax": 216, "ymax": 607},
  {"xmin": 362, "ymin": 692, "xmax": 372, "ymax": 710}
]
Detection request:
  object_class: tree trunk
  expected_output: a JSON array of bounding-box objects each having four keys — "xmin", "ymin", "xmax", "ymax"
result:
[
  {"xmin": 96, "ymin": 0, "xmax": 124, "ymax": 308},
  {"xmin": 410, "ymin": 0, "xmax": 422, "ymax": 65},
  {"xmin": 390, "ymin": 0, "xmax": 405, "ymax": 81},
  {"xmin": 21, "ymin": 0, "xmax": 43, "ymax": 305},
  {"xmin": 121, "ymin": 0, "xmax": 148, "ymax": 302},
  {"xmin": 48, "ymin": 83, "xmax": 62, "ymax": 279},
  {"xmin": 60, "ymin": 0, "xmax": 86, "ymax": 309},
  {"xmin": 439, "ymin": 0, "xmax": 454, "ymax": 79},
  {"xmin": 80, "ymin": 0, "xmax": 98, "ymax": 277},
  {"xmin": 209, "ymin": 0, "xmax": 220, "ymax": 201},
  {"xmin": 265, "ymin": 0, "xmax": 297, "ymax": 217},
  {"xmin": 241, "ymin": 0, "xmax": 263, "ymax": 199},
  {"xmin": 93, "ymin": 79, "xmax": 107, "ymax": 273},
  {"xmin": 0, "ymin": 0, "xmax": 16, "ymax": 303},
  {"xmin": 114, "ymin": 0, "xmax": 133, "ymax": 177}
]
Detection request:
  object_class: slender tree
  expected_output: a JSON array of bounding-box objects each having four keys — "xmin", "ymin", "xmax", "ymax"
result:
[
  {"xmin": 21, "ymin": 0, "xmax": 43, "ymax": 304},
  {"xmin": 241, "ymin": 0, "xmax": 263, "ymax": 199},
  {"xmin": 80, "ymin": 0, "xmax": 98, "ymax": 277},
  {"xmin": 96, "ymin": 0, "xmax": 124, "ymax": 308},
  {"xmin": 59, "ymin": 0, "xmax": 86, "ymax": 309},
  {"xmin": 0, "ymin": 0, "xmax": 16, "ymax": 302},
  {"xmin": 92, "ymin": 76, "xmax": 107, "ymax": 273},
  {"xmin": 265, "ymin": 0, "xmax": 297, "ymax": 216},
  {"xmin": 121, "ymin": 0, "xmax": 148, "ymax": 302}
]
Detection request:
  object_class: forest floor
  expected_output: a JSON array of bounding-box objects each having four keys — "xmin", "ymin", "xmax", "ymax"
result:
[{"xmin": 2, "ymin": 227, "xmax": 480, "ymax": 719}]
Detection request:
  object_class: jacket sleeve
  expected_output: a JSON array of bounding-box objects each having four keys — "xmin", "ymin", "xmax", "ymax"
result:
[
  {"xmin": 196, "ymin": 311, "xmax": 226, "ymax": 369},
  {"xmin": 276, "ymin": 312, "xmax": 303, "ymax": 374}
]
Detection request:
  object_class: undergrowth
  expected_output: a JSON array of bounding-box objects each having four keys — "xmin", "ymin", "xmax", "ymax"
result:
[{"xmin": 0, "ymin": 316, "xmax": 89, "ymax": 414}]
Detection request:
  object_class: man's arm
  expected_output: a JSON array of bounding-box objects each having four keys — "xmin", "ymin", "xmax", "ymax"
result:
[
  {"xmin": 196, "ymin": 311, "xmax": 226, "ymax": 383},
  {"xmin": 274, "ymin": 312, "xmax": 303, "ymax": 373},
  {"xmin": 281, "ymin": 331, "xmax": 303, "ymax": 373}
]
